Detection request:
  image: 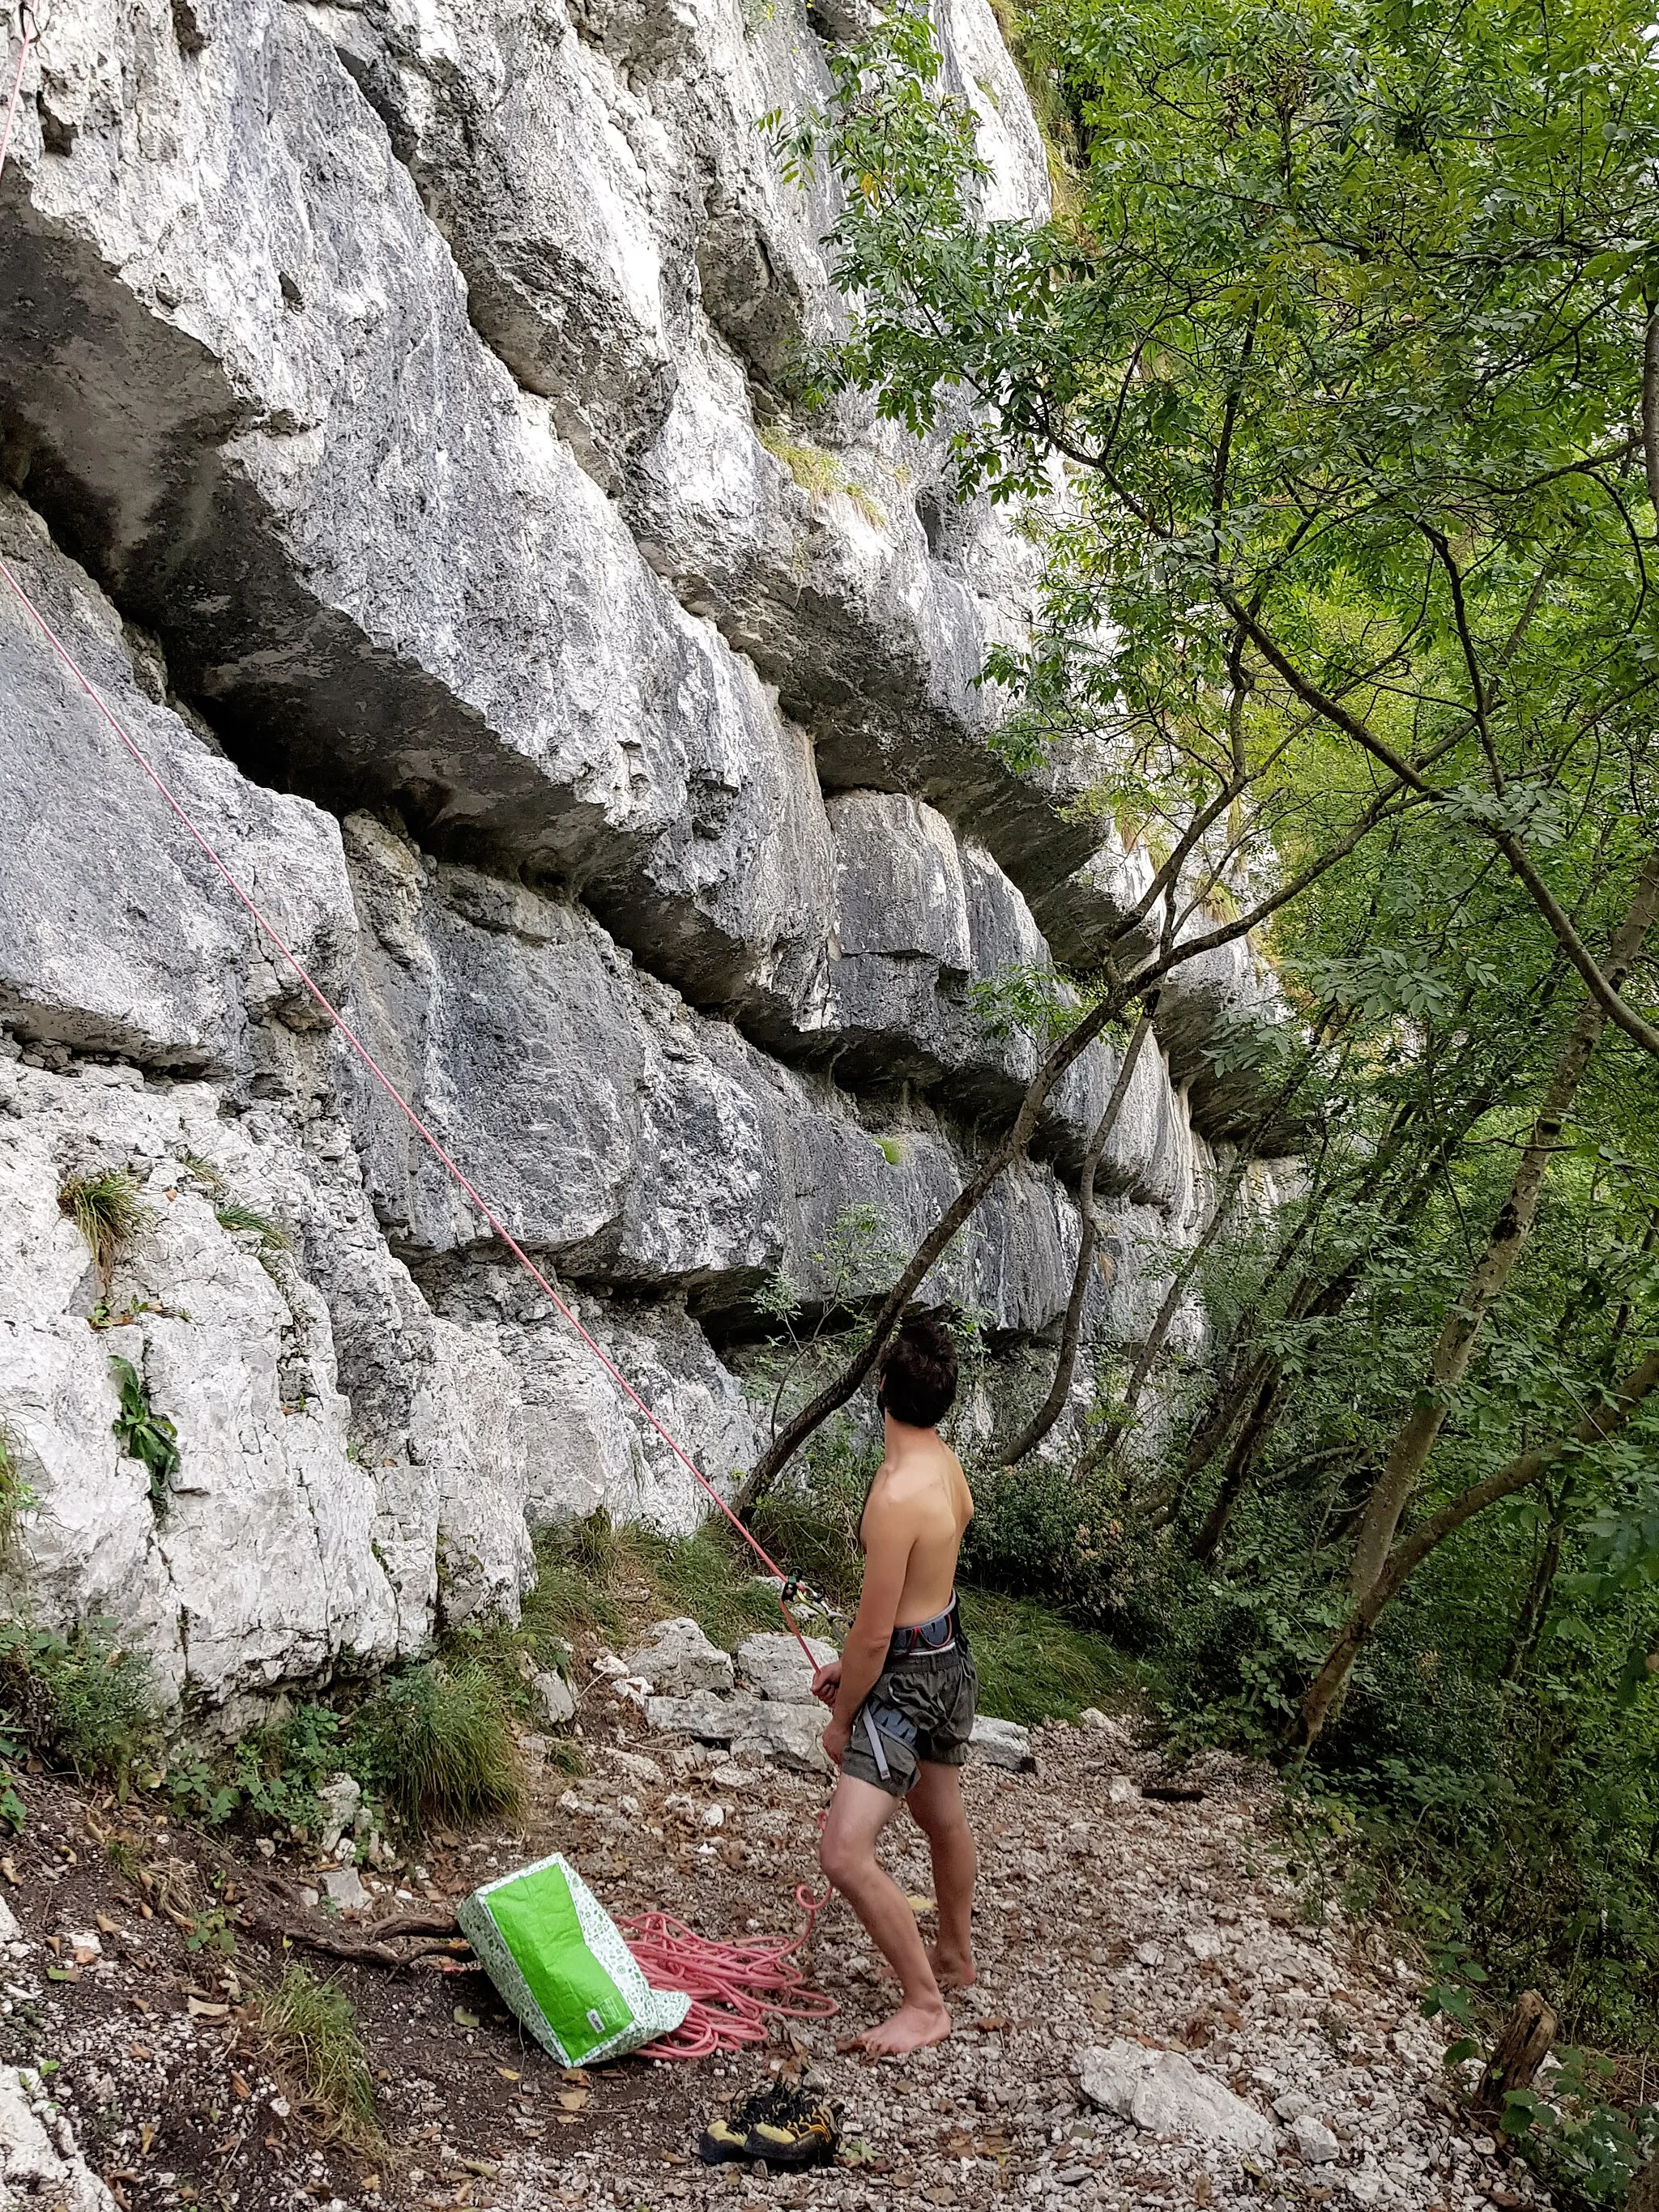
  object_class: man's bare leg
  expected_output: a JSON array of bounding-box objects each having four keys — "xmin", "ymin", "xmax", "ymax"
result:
[
  {"xmin": 906, "ymin": 1761, "xmax": 977, "ymax": 1988},
  {"xmin": 820, "ymin": 1773, "xmax": 952, "ymax": 2056}
]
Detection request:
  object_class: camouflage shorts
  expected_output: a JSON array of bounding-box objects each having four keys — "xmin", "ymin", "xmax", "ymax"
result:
[{"xmin": 842, "ymin": 1647, "xmax": 979, "ymax": 1799}]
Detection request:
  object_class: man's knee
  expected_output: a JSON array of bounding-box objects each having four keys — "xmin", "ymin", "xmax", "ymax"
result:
[{"xmin": 819, "ymin": 1824, "xmax": 869, "ymax": 1891}]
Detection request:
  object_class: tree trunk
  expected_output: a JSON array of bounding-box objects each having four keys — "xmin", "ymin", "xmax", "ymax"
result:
[
  {"xmin": 1294, "ymin": 1347, "xmax": 1659, "ymax": 1748},
  {"xmin": 1346, "ymin": 846, "xmax": 1659, "ymax": 1600},
  {"xmin": 1076, "ymin": 1144, "xmax": 1256, "ymax": 1481},
  {"xmin": 1474, "ymin": 1990, "xmax": 1557, "ymax": 2117},
  {"xmin": 1192, "ymin": 1370, "xmax": 1286, "ymax": 1560},
  {"xmin": 1499, "ymin": 1509, "xmax": 1565, "ymax": 1684},
  {"xmin": 732, "ymin": 775, "xmax": 1424, "ymax": 1515},
  {"xmin": 1002, "ymin": 1006, "xmax": 1156, "ymax": 1465},
  {"xmin": 732, "ymin": 971, "xmax": 1131, "ymax": 1514}
]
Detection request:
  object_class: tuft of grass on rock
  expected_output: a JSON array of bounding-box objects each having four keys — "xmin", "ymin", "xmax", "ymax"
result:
[
  {"xmin": 213, "ymin": 1199, "xmax": 288, "ymax": 1253},
  {"xmin": 351, "ymin": 1658, "xmax": 524, "ymax": 1831},
  {"xmin": 253, "ymin": 1966, "xmax": 380, "ymax": 2148},
  {"xmin": 0, "ymin": 1430, "xmax": 36, "ymax": 1563},
  {"xmin": 58, "ymin": 1168, "xmax": 149, "ymax": 1281}
]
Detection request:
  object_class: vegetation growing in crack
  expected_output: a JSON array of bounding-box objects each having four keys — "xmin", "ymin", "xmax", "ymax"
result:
[
  {"xmin": 109, "ymin": 1355, "xmax": 179, "ymax": 1515},
  {"xmin": 0, "ymin": 1427, "xmax": 36, "ymax": 1564}
]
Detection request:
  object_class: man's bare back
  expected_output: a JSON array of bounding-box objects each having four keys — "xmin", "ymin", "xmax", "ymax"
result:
[{"xmin": 861, "ymin": 1428, "xmax": 974, "ymax": 1627}]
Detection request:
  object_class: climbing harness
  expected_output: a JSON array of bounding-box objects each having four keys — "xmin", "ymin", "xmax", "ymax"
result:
[{"xmin": 0, "ymin": 7, "xmax": 836, "ymax": 2057}]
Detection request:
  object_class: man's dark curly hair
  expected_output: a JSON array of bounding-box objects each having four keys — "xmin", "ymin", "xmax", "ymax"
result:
[{"xmin": 878, "ymin": 1309, "xmax": 958, "ymax": 1428}]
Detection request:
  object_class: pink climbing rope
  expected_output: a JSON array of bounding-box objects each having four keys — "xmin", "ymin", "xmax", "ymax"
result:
[
  {"xmin": 621, "ymin": 1883, "xmax": 838, "ymax": 2059},
  {"xmin": 0, "ymin": 8, "xmax": 836, "ymax": 2056}
]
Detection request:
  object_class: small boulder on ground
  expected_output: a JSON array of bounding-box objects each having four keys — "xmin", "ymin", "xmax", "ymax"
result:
[
  {"xmin": 322, "ymin": 1865, "xmax": 369, "ymax": 1916},
  {"xmin": 735, "ymin": 1701, "xmax": 833, "ymax": 1775},
  {"xmin": 1079, "ymin": 2040, "xmax": 1276, "ymax": 2155},
  {"xmin": 734, "ymin": 1630, "xmax": 838, "ymax": 1703},
  {"xmin": 646, "ymin": 1690, "xmax": 769, "ymax": 1743},
  {"xmin": 531, "ymin": 1669, "xmax": 577, "ymax": 1728},
  {"xmin": 623, "ymin": 1617, "xmax": 736, "ymax": 1696},
  {"xmin": 1289, "ymin": 2112, "xmax": 1340, "ymax": 2164},
  {"xmin": 315, "ymin": 1772, "xmax": 361, "ymax": 1856},
  {"xmin": 971, "ymin": 1715, "xmax": 1034, "ymax": 1771}
]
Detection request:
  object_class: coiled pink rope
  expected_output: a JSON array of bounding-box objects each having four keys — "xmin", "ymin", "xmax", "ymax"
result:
[
  {"xmin": 0, "ymin": 10, "xmax": 837, "ymax": 2056},
  {"xmin": 621, "ymin": 1883, "xmax": 838, "ymax": 2059}
]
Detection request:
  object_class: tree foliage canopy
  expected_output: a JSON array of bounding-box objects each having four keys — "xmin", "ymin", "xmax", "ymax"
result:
[{"xmin": 767, "ymin": 0, "xmax": 1659, "ymax": 2078}]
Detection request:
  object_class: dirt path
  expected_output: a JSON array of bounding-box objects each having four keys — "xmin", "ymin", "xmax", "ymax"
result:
[{"xmin": 0, "ymin": 1711, "xmax": 1552, "ymax": 2212}]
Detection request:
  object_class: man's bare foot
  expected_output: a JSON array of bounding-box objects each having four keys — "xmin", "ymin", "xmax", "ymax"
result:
[
  {"xmin": 858, "ymin": 1997, "xmax": 953, "ymax": 2057},
  {"xmin": 926, "ymin": 1943, "xmax": 977, "ymax": 1988}
]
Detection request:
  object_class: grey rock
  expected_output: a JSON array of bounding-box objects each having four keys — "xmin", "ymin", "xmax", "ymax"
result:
[
  {"xmin": 622, "ymin": 1617, "xmax": 735, "ymax": 1697},
  {"xmin": 645, "ymin": 1691, "xmax": 769, "ymax": 1743},
  {"xmin": 733, "ymin": 1630, "xmax": 838, "ymax": 1703},
  {"xmin": 971, "ymin": 1715, "xmax": 1034, "ymax": 1771},
  {"xmin": 315, "ymin": 1774, "xmax": 362, "ymax": 1856},
  {"xmin": 321, "ymin": 1866, "xmax": 369, "ymax": 1915},
  {"xmin": 1078, "ymin": 2041, "xmax": 1275, "ymax": 2155},
  {"xmin": 531, "ymin": 1671, "xmax": 578, "ymax": 1729},
  {"xmin": 0, "ymin": 2065, "xmax": 118, "ymax": 2211},
  {"xmin": 603, "ymin": 1748, "xmax": 664, "ymax": 1785},
  {"xmin": 1273, "ymin": 2090, "xmax": 1314, "ymax": 2123},
  {"xmin": 1290, "ymin": 2114, "xmax": 1341, "ymax": 2164},
  {"xmin": 733, "ymin": 1701, "xmax": 834, "ymax": 1776}
]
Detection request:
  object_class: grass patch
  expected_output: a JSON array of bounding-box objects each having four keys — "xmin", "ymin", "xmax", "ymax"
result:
[
  {"xmin": 0, "ymin": 1429, "xmax": 36, "ymax": 1562},
  {"xmin": 253, "ymin": 1966, "xmax": 380, "ymax": 2148},
  {"xmin": 351, "ymin": 1659, "xmax": 524, "ymax": 1831},
  {"xmin": 0, "ymin": 1618, "xmax": 156, "ymax": 1788},
  {"xmin": 958, "ymin": 1588, "xmax": 1137, "ymax": 1726},
  {"xmin": 522, "ymin": 1511, "xmax": 785, "ymax": 1656},
  {"xmin": 58, "ymin": 1168, "xmax": 148, "ymax": 1282},
  {"xmin": 757, "ymin": 424, "xmax": 885, "ymax": 526}
]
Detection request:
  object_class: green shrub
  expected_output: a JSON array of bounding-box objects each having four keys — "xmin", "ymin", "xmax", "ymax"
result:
[
  {"xmin": 58, "ymin": 1168, "xmax": 148, "ymax": 1281},
  {"xmin": 167, "ymin": 1703, "xmax": 345, "ymax": 1834},
  {"xmin": 352, "ymin": 1659, "xmax": 523, "ymax": 1831},
  {"xmin": 253, "ymin": 1966, "xmax": 379, "ymax": 2147},
  {"xmin": 0, "ymin": 1618, "xmax": 156, "ymax": 1788}
]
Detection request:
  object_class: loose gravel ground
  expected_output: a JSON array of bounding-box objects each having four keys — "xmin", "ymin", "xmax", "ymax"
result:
[{"xmin": 0, "ymin": 1697, "xmax": 1555, "ymax": 2212}]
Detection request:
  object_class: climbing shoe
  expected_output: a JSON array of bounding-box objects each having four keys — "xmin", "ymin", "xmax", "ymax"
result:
[{"xmin": 697, "ymin": 2079, "xmax": 840, "ymax": 2171}]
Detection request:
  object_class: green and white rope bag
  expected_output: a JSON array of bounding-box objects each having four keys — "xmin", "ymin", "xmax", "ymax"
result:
[{"xmin": 456, "ymin": 1852, "xmax": 690, "ymax": 2066}]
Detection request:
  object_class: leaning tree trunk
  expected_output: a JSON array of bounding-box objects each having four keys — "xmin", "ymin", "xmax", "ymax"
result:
[
  {"xmin": 1001, "ymin": 1006, "xmax": 1157, "ymax": 1465},
  {"xmin": 1346, "ymin": 845, "xmax": 1659, "ymax": 1601},
  {"xmin": 1294, "ymin": 1347, "xmax": 1659, "ymax": 1748}
]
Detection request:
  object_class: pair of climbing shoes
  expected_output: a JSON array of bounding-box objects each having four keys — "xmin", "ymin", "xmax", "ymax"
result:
[{"xmin": 698, "ymin": 2079, "xmax": 840, "ymax": 2171}]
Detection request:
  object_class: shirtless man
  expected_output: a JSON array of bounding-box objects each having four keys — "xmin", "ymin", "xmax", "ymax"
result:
[{"xmin": 811, "ymin": 1312, "xmax": 978, "ymax": 2057}]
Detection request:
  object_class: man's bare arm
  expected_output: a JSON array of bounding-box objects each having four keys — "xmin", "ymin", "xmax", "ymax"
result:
[{"xmin": 825, "ymin": 1485, "xmax": 913, "ymax": 1748}]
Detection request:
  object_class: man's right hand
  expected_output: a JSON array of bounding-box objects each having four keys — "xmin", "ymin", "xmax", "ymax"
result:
[{"xmin": 810, "ymin": 1659, "xmax": 842, "ymax": 1707}]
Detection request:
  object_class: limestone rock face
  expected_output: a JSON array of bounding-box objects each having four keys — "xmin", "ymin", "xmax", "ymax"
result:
[{"xmin": 0, "ymin": 0, "xmax": 1285, "ymax": 1718}]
